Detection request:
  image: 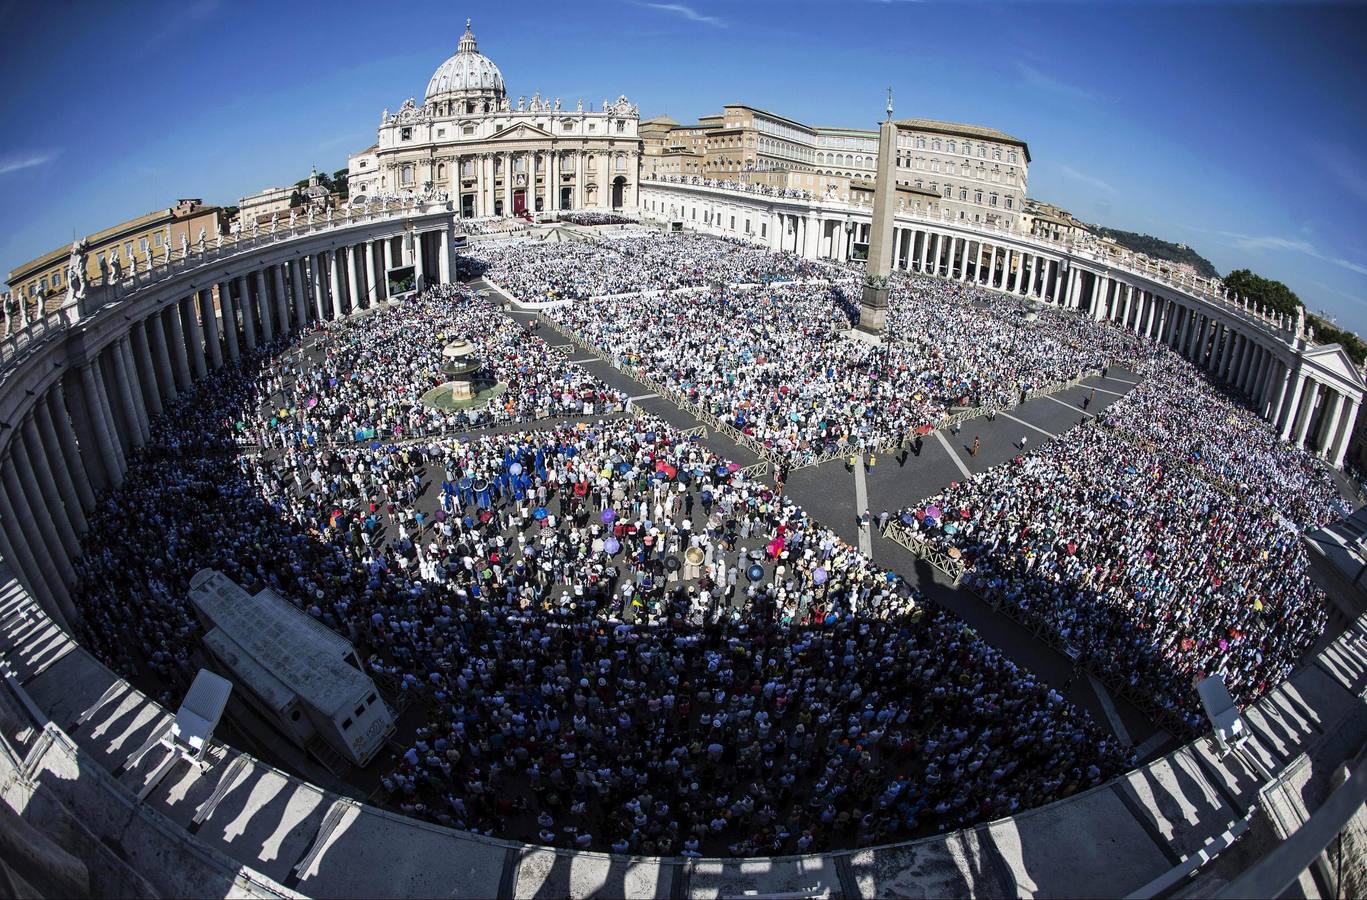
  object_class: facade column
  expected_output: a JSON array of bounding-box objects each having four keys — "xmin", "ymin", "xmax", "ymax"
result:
[
  {"xmin": 199, "ymin": 289, "xmax": 223, "ymax": 370},
  {"xmin": 439, "ymin": 228, "xmax": 452, "ymax": 284},
  {"xmin": 919, "ymin": 231, "xmax": 931, "ymax": 273},
  {"xmin": 1293, "ymin": 379, "xmax": 1322, "ymax": 448},
  {"xmin": 1331, "ymin": 398, "xmax": 1360, "ymax": 467},
  {"xmin": 1316, "ymin": 391, "xmax": 1345, "ymax": 457},
  {"xmin": 49, "ymin": 384, "xmax": 96, "ymax": 512},
  {"xmin": 237, "ymin": 274, "xmax": 257, "ymax": 351},
  {"xmin": 1279, "ymin": 370, "xmax": 1308, "ymax": 439},
  {"xmin": 974, "ymin": 242, "xmax": 985, "ymax": 284},
  {"xmin": 256, "ymin": 269, "xmax": 274, "ymax": 344}
]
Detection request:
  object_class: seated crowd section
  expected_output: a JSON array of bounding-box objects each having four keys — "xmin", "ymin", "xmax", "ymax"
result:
[{"xmin": 63, "ymin": 227, "xmax": 1345, "ymax": 857}]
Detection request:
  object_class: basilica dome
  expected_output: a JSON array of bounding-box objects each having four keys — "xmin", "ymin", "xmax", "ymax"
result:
[{"xmin": 425, "ymin": 20, "xmax": 506, "ymax": 104}]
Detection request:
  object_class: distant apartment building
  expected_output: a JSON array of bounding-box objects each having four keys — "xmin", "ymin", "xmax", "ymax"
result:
[
  {"xmin": 642, "ymin": 103, "xmax": 1030, "ymax": 229},
  {"xmin": 6, "ymin": 199, "xmax": 228, "ymax": 314}
]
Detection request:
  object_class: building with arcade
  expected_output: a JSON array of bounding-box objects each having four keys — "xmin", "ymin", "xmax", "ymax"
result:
[{"xmin": 347, "ymin": 20, "xmax": 643, "ymax": 218}]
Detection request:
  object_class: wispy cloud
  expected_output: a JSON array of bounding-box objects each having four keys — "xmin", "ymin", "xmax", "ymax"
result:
[
  {"xmin": 1058, "ymin": 164, "xmax": 1115, "ymax": 195},
  {"xmin": 1308, "ymin": 141, "xmax": 1367, "ymax": 206},
  {"xmin": 0, "ymin": 151, "xmax": 57, "ymax": 176},
  {"xmin": 1220, "ymin": 230, "xmax": 1367, "ymax": 278},
  {"xmin": 1015, "ymin": 62, "xmax": 1095, "ymax": 102},
  {"xmin": 636, "ymin": 2, "xmax": 725, "ymax": 27},
  {"xmin": 137, "ymin": 0, "xmax": 220, "ymax": 55}
]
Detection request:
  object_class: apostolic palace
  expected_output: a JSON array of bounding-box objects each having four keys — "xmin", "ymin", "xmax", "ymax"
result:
[{"xmin": 0, "ymin": 14, "xmax": 1364, "ymax": 900}]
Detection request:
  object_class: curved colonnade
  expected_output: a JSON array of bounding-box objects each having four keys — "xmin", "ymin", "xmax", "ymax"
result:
[
  {"xmin": 0, "ymin": 199, "xmax": 1362, "ymax": 896},
  {"xmin": 0, "ymin": 200, "xmax": 458, "ymax": 631},
  {"xmin": 639, "ymin": 176, "xmax": 1366, "ymax": 469}
]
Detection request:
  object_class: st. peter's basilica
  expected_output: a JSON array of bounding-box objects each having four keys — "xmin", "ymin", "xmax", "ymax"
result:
[{"xmin": 346, "ymin": 20, "xmax": 642, "ymax": 217}]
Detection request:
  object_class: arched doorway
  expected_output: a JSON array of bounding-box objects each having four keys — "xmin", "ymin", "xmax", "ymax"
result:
[
  {"xmin": 560, "ymin": 186, "xmax": 572, "ymax": 210},
  {"xmin": 611, "ymin": 176, "xmax": 626, "ymax": 211}
]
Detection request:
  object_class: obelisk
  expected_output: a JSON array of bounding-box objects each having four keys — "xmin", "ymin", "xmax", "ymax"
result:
[{"xmin": 858, "ymin": 88, "xmax": 897, "ymax": 335}]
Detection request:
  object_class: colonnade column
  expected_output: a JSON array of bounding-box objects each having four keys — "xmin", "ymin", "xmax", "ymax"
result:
[
  {"xmin": 346, "ymin": 246, "xmax": 362, "ymax": 310},
  {"xmin": 256, "ymin": 269, "xmax": 274, "ymax": 344},
  {"xmin": 129, "ymin": 320, "xmax": 163, "ymax": 419},
  {"xmin": 0, "ymin": 459, "xmax": 72, "ymax": 627},
  {"xmin": 48, "ymin": 384, "xmax": 96, "ymax": 512},
  {"xmin": 312, "ymin": 254, "xmax": 329, "ymax": 321},
  {"xmin": 10, "ymin": 433, "xmax": 77, "ymax": 600},
  {"xmin": 291, "ymin": 258, "xmax": 310, "ymax": 327},
  {"xmin": 235, "ymin": 275, "xmax": 255, "ymax": 351},
  {"xmin": 220, "ymin": 282, "xmax": 240, "ymax": 361},
  {"xmin": 200, "ymin": 289, "xmax": 223, "ymax": 370},
  {"xmin": 328, "ymin": 250, "xmax": 344, "ymax": 318},
  {"xmin": 1278, "ymin": 370, "xmax": 1307, "ymax": 440},
  {"xmin": 271, "ymin": 265, "xmax": 290, "ymax": 336},
  {"xmin": 148, "ymin": 312, "xmax": 177, "ymax": 403},
  {"xmin": 33, "ymin": 400, "xmax": 88, "ymax": 542},
  {"xmin": 111, "ymin": 336, "xmax": 148, "ymax": 448},
  {"xmin": 181, "ymin": 295, "xmax": 206, "ymax": 380},
  {"xmin": 19, "ymin": 414, "xmax": 79, "ymax": 580}
]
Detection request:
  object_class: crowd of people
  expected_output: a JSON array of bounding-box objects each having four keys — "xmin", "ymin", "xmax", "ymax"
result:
[
  {"xmin": 236, "ymin": 284, "xmax": 625, "ymax": 449},
  {"xmin": 469, "ymin": 232, "xmax": 836, "ymax": 302},
  {"xmin": 61, "ymin": 225, "xmax": 1350, "ymax": 856},
  {"xmin": 532, "ymin": 236, "xmax": 1148, "ymax": 464},
  {"xmin": 68, "ymin": 279, "xmax": 1132, "ymax": 857},
  {"xmin": 895, "ymin": 350, "xmax": 1346, "ymax": 733}
]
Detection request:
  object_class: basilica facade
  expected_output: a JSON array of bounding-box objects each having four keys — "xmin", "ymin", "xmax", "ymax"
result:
[{"xmin": 347, "ymin": 21, "xmax": 642, "ymax": 218}]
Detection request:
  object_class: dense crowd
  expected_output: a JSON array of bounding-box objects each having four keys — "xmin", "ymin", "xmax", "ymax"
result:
[
  {"xmin": 69, "ymin": 280, "xmax": 1131, "ymax": 857},
  {"xmin": 897, "ymin": 350, "xmax": 1346, "ymax": 732},
  {"xmin": 61, "ymin": 226, "xmax": 1348, "ymax": 857},
  {"xmin": 237, "ymin": 284, "xmax": 625, "ymax": 448},
  {"xmin": 534, "ymin": 235, "xmax": 1148, "ymax": 463},
  {"xmin": 469, "ymin": 232, "xmax": 836, "ymax": 302}
]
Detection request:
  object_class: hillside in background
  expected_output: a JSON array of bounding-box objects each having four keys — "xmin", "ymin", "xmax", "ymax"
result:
[{"xmin": 1088, "ymin": 224, "xmax": 1220, "ymax": 279}]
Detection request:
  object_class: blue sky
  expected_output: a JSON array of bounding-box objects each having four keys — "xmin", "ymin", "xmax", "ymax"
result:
[{"xmin": 2, "ymin": 0, "xmax": 1365, "ymax": 331}]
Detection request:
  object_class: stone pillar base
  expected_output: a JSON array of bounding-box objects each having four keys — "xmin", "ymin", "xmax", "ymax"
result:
[{"xmin": 857, "ymin": 284, "xmax": 888, "ymax": 335}]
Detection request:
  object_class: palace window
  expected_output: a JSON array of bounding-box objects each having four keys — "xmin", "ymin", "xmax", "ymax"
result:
[
  {"xmin": 616, "ymin": 121, "xmax": 625, "ymax": 133},
  {"xmin": 588, "ymin": 123, "xmax": 596, "ymax": 132},
  {"xmin": 993, "ymin": 147, "xmax": 1001, "ymax": 161},
  {"xmin": 124, "ymin": 241, "xmax": 133, "ymax": 259},
  {"xmin": 947, "ymin": 140, "xmax": 956, "ymax": 153},
  {"xmin": 462, "ymin": 160, "xmax": 474, "ymax": 176},
  {"xmin": 401, "ymin": 127, "xmax": 412, "ymax": 141},
  {"xmin": 39, "ymin": 276, "xmax": 48, "ymax": 291},
  {"xmin": 959, "ymin": 188, "xmax": 967, "ymax": 201},
  {"xmin": 463, "ymin": 124, "xmax": 475, "ymax": 135},
  {"xmin": 943, "ymin": 185, "xmax": 951, "ymax": 199},
  {"xmin": 436, "ymin": 163, "xmax": 446, "ymax": 180},
  {"xmin": 140, "ymin": 238, "xmax": 149, "ymax": 252},
  {"xmin": 916, "ymin": 137, "xmax": 925, "ymax": 149},
  {"xmin": 514, "ymin": 157, "xmax": 525, "ymax": 173},
  {"xmin": 989, "ymin": 193, "xmax": 998, "ymax": 206},
  {"xmin": 1008, "ymin": 150, "xmax": 1017, "ymax": 163},
  {"xmin": 932, "ymin": 139, "xmax": 941, "ymax": 151},
  {"xmin": 401, "ymin": 164, "xmax": 414, "ymax": 185},
  {"xmin": 153, "ymin": 233, "xmax": 162, "ymax": 246},
  {"xmin": 1005, "ymin": 197, "xmax": 1013, "ymax": 210},
  {"xmin": 615, "ymin": 155, "xmax": 626, "ymax": 171},
  {"xmin": 978, "ymin": 145, "xmax": 987, "ymax": 158},
  {"xmin": 437, "ymin": 128, "xmax": 446, "ymax": 137},
  {"xmin": 974, "ymin": 190, "xmax": 982, "ymax": 203}
]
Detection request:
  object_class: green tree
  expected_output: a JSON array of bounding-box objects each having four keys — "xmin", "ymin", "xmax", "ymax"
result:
[
  {"xmin": 1222, "ymin": 269, "xmax": 1303, "ymax": 318},
  {"xmin": 1308, "ymin": 315, "xmax": 1367, "ymax": 365},
  {"xmin": 332, "ymin": 168, "xmax": 350, "ymax": 199}
]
